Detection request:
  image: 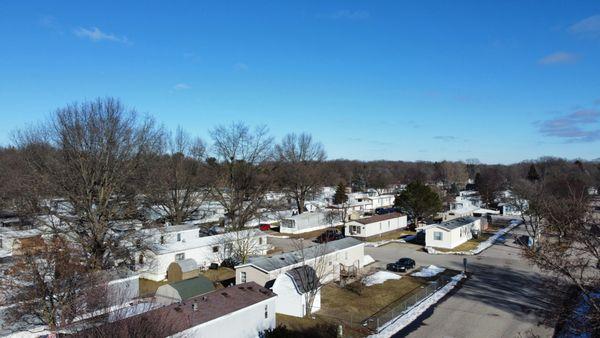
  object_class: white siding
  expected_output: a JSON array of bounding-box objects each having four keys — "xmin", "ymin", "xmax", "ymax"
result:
[
  {"xmin": 169, "ymin": 297, "xmax": 277, "ymax": 338},
  {"xmin": 235, "ymin": 243, "xmax": 364, "ymax": 285},
  {"xmin": 425, "ymin": 219, "xmax": 481, "ymax": 249},
  {"xmin": 143, "ymin": 230, "xmax": 268, "ymax": 282},
  {"xmin": 272, "ymin": 274, "xmax": 320, "ymax": 317},
  {"xmin": 345, "ymin": 215, "xmax": 407, "ymax": 238}
]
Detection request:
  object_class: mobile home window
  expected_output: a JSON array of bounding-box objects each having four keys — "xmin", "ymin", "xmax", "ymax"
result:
[
  {"xmin": 264, "ymin": 305, "xmax": 268, "ymax": 319},
  {"xmin": 175, "ymin": 253, "xmax": 185, "ymax": 260},
  {"xmin": 241, "ymin": 271, "xmax": 247, "ymax": 283},
  {"xmin": 212, "ymin": 246, "xmax": 219, "ymax": 253},
  {"xmin": 434, "ymin": 231, "xmax": 443, "ymax": 241},
  {"xmin": 177, "ymin": 233, "xmax": 182, "ymax": 242}
]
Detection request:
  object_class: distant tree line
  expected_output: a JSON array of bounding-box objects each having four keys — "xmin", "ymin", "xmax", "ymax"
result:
[{"xmin": 0, "ymin": 97, "xmax": 599, "ymax": 334}]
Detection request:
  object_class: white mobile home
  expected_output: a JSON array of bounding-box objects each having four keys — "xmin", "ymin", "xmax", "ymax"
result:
[
  {"xmin": 365, "ymin": 194, "xmax": 395, "ymax": 211},
  {"xmin": 425, "ymin": 217, "xmax": 481, "ymax": 249},
  {"xmin": 142, "ymin": 227, "xmax": 268, "ymax": 282},
  {"xmin": 279, "ymin": 211, "xmax": 340, "ymax": 234},
  {"xmin": 235, "ymin": 237, "xmax": 365, "ymax": 287},
  {"xmin": 345, "ymin": 213, "xmax": 407, "ymax": 238}
]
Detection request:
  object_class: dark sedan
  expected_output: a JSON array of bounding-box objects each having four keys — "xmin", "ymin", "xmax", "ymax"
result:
[
  {"xmin": 386, "ymin": 258, "xmax": 416, "ymax": 272},
  {"xmin": 314, "ymin": 229, "xmax": 344, "ymax": 243}
]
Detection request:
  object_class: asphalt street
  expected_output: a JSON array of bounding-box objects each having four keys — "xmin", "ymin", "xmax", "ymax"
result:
[{"xmin": 366, "ymin": 225, "xmax": 554, "ymax": 338}]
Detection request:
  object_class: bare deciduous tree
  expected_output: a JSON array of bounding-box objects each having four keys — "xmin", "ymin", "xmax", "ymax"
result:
[
  {"xmin": 475, "ymin": 167, "xmax": 506, "ymax": 206},
  {"xmin": 13, "ymin": 98, "xmax": 163, "ymax": 270},
  {"xmin": 289, "ymin": 239, "xmax": 332, "ymax": 318},
  {"xmin": 275, "ymin": 133, "xmax": 326, "ymax": 214},
  {"xmin": 0, "ymin": 236, "xmax": 105, "ymax": 331},
  {"xmin": 514, "ymin": 174, "xmax": 599, "ymax": 335},
  {"xmin": 208, "ymin": 122, "xmax": 274, "ymax": 230},
  {"xmin": 211, "ymin": 229, "xmax": 266, "ymax": 264},
  {"xmin": 146, "ymin": 127, "xmax": 209, "ymax": 224}
]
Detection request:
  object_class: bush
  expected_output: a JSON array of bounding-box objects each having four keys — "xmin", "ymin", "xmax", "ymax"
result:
[
  {"xmin": 262, "ymin": 324, "xmax": 338, "ymax": 338},
  {"xmin": 345, "ymin": 281, "xmax": 365, "ymax": 295}
]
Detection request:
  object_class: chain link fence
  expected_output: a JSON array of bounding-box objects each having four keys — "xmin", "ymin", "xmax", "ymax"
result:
[{"xmin": 362, "ymin": 275, "xmax": 453, "ymax": 333}]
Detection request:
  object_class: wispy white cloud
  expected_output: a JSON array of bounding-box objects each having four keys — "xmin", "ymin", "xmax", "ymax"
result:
[
  {"xmin": 39, "ymin": 15, "xmax": 59, "ymax": 29},
  {"xmin": 173, "ymin": 83, "xmax": 191, "ymax": 90},
  {"xmin": 536, "ymin": 109, "xmax": 600, "ymax": 142},
  {"xmin": 433, "ymin": 136, "xmax": 457, "ymax": 142},
  {"xmin": 538, "ymin": 51, "xmax": 578, "ymax": 65},
  {"xmin": 74, "ymin": 27, "xmax": 129, "ymax": 43},
  {"xmin": 569, "ymin": 14, "xmax": 600, "ymax": 37},
  {"xmin": 329, "ymin": 10, "xmax": 370, "ymax": 20},
  {"xmin": 233, "ymin": 62, "xmax": 248, "ymax": 72}
]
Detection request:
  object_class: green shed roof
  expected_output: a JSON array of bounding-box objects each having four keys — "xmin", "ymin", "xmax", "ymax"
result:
[{"xmin": 170, "ymin": 275, "xmax": 215, "ymax": 300}]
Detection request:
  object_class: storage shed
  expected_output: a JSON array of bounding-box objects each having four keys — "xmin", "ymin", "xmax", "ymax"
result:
[
  {"xmin": 167, "ymin": 258, "xmax": 200, "ymax": 282},
  {"xmin": 155, "ymin": 275, "xmax": 215, "ymax": 305}
]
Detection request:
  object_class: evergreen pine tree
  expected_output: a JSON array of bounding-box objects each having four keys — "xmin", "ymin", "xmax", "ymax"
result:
[
  {"xmin": 333, "ymin": 183, "xmax": 348, "ymax": 205},
  {"xmin": 527, "ymin": 164, "xmax": 540, "ymax": 181}
]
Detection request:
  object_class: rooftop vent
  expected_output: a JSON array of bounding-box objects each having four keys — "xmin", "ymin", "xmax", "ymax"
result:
[
  {"xmin": 221, "ymin": 292, "xmax": 229, "ymax": 297},
  {"xmin": 192, "ymin": 303, "xmax": 198, "ymax": 312}
]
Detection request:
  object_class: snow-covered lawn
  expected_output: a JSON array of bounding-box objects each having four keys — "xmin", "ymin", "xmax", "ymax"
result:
[
  {"xmin": 411, "ymin": 265, "xmax": 445, "ymax": 278},
  {"xmin": 368, "ymin": 273, "xmax": 466, "ymax": 338},
  {"xmin": 362, "ymin": 271, "xmax": 401, "ymax": 286}
]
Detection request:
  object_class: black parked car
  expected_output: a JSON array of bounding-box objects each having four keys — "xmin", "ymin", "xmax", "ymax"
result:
[
  {"xmin": 315, "ymin": 229, "xmax": 344, "ymax": 243},
  {"xmin": 375, "ymin": 207, "xmax": 396, "ymax": 215},
  {"xmin": 220, "ymin": 257, "xmax": 240, "ymax": 268},
  {"xmin": 386, "ymin": 258, "xmax": 416, "ymax": 272},
  {"xmin": 514, "ymin": 235, "xmax": 532, "ymax": 247}
]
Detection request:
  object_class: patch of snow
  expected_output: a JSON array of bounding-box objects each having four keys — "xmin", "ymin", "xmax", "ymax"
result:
[
  {"xmin": 368, "ymin": 273, "xmax": 466, "ymax": 338},
  {"xmin": 266, "ymin": 234, "xmax": 289, "ymax": 239},
  {"xmin": 0, "ymin": 249, "xmax": 12, "ymax": 259},
  {"xmin": 411, "ymin": 265, "xmax": 445, "ymax": 278},
  {"xmin": 362, "ymin": 255, "xmax": 375, "ymax": 266},
  {"xmin": 363, "ymin": 271, "xmax": 401, "ymax": 286}
]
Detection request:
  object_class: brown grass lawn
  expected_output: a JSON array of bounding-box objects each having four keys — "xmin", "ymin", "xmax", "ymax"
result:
[
  {"xmin": 434, "ymin": 232, "xmax": 492, "ymax": 252},
  {"xmin": 485, "ymin": 223, "xmax": 505, "ymax": 232},
  {"xmin": 277, "ymin": 276, "xmax": 427, "ymax": 337},
  {"xmin": 319, "ymin": 276, "xmax": 426, "ymax": 322},
  {"xmin": 276, "ymin": 313, "xmax": 331, "ymax": 331},
  {"xmin": 138, "ymin": 278, "xmax": 169, "ymax": 297},
  {"xmin": 366, "ymin": 229, "xmax": 416, "ymax": 242},
  {"xmin": 199, "ymin": 267, "xmax": 235, "ymax": 282}
]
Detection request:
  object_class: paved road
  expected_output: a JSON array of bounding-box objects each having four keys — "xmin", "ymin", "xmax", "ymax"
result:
[{"xmin": 366, "ymin": 225, "xmax": 554, "ymax": 338}]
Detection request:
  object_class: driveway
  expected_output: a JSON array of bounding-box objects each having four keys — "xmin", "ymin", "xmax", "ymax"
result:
[{"xmin": 366, "ymin": 225, "xmax": 554, "ymax": 338}]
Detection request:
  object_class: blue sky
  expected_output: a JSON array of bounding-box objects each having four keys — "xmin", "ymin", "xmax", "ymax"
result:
[{"xmin": 1, "ymin": 1, "xmax": 600, "ymax": 164}]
